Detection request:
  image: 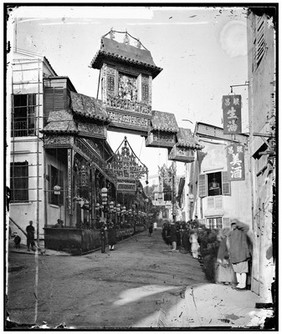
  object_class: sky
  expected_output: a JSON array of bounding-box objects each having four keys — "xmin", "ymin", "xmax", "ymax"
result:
[{"xmin": 7, "ymin": 4, "xmax": 249, "ymax": 180}]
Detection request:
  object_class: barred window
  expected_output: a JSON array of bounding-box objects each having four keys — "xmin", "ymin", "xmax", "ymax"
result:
[
  {"xmin": 207, "ymin": 217, "xmax": 222, "ymax": 229},
  {"xmin": 12, "ymin": 94, "xmax": 36, "ymax": 137},
  {"xmin": 10, "ymin": 161, "xmax": 29, "ymax": 202}
]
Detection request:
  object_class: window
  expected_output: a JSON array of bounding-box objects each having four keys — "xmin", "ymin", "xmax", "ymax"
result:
[
  {"xmin": 12, "ymin": 94, "xmax": 36, "ymax": 137},
  {"xmin": 199, "ymin": 171, "xmax": 231, "ymax": 197},
  {"xmin": 48, "ymin": 165, "xmax": 64, "ymax": 206},
  {"xmin": 208, "ymin": 172, "xmax": 222, "ymax": 196},
  {"xmin": 10, "ymin": 161, "xmax": 29, "ymax": 202},
  {"xmin": 207, "ymin": 217, "xmax": 222, "ymax": 229}
]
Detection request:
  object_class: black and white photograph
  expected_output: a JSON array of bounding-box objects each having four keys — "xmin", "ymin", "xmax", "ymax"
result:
[{"xmin": 4, "ymin": 3, "xmax": 277, "ymax": 330}]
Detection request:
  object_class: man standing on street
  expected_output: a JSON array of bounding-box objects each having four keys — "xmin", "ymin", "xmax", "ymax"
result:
[
  {"xmin": 26, "ymin": 220, "xmax": 35, "ymax": 251},
  {"xmin": 227, "ymin": 219, "xmax": 252, "ymax": 290}
]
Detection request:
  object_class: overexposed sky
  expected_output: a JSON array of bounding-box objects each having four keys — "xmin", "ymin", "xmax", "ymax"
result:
[{"xmin": 8, "ymin": 5, "xmax": 249, "ymax": 179}]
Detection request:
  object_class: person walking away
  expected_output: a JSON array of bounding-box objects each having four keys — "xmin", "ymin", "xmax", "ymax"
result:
[
  {"xmin": 227, "ymin": 219, "xmax": 252, "ymax": 290},
  {"xmin": 215, "ymin": 228, "xmax": 236, "ymax": 286},
  {"xmin": 170, "ymin": 222, "xmax": 178, "ymax": 251},
  {"xmin": 153, "ymin": 221, "xmax": 157, "ymax": 231},
  {"xmin": 26, "ymin": 220, "xmax": 35, "ymax": 251},
  {"xmin": 148, "ymin": 222, "xmax": 153, "ymax": 237},
  {"xmin": 189, "ymin": 231, "xmax": 200, "ymax": 258},
  {"xmin": 108, "ymin": 221, "xmax": 116, "ymax": 251}
]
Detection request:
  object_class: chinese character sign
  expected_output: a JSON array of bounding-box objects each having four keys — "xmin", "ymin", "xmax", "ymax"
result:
[
  {"xmin": 226, "ymin": 144, "xmax": 245, "ymax": 181},
  {"xmin": 222, "ymin": 95, "xmax": 242, "ymax": 134}
]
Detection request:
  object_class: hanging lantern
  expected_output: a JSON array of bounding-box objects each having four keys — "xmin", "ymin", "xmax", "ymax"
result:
[
  {"xmin": 95, "ymin": 203, "xmax": 100, "ymax": 211},
  {"xmin": 101, "ymin": 187, "xmax": 108, "ymax": 205},
  {"xmin": 121, "ymin": 206, "xmax": 126, "ymax": 214},
  {"xmin": 54, "ymin": 185, "xmax": 61, "ymax": 195},
  {"xmin": 109, "ymin": 201, "xmax": 114, "ymax": 211}
]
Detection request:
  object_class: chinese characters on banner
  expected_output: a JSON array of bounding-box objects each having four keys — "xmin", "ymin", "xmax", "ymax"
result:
[
  {"xmin": 222, "ymin": 95, "xmax": 242, "ymax": 134},
  {"xmin": 226, "ymin": 144, "xmax": 245, "ymax": 181}
]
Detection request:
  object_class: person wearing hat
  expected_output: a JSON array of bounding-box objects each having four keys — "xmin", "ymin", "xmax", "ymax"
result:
[{"xmin": 226, "ymin": 219, "xmax": 252, "ymax": 290}]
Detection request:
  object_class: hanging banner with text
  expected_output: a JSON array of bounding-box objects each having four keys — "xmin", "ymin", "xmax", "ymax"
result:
[
  {"xmin": 222, "ymin": 95, "xmax": 242, "ymax": 134},
  {"xmin": 226, "ymin": 144, "xmax": 245, "ymax": 181}
]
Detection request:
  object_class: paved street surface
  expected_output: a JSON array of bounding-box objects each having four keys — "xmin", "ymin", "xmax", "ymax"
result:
[{"xmin": 6, "ymin": 229, "xmax": 271, "ymax": 329}]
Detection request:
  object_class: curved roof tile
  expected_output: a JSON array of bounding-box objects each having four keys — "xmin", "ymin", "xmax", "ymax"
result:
[
  {"xmin": 176, "ymin": 128, "xmax": 204, "ymax": 150},
  {"xmin": 70, "ymin": 91, "xmax": 109, "ymax": 122},
  {"xmin": 91, "ymin": 37, "xmax": 162, "ymax": 79},
  {"xmin": 150, "ymin": 110, "xmax": 179, "ymax": 133}
]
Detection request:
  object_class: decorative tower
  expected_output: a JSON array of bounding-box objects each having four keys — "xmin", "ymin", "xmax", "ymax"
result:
[{"xmin": 90, "ymin": 30, "xmax": 162, "ymax": 135}]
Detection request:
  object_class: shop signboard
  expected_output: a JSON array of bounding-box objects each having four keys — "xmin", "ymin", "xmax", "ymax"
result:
[
  {"xmin": 226, "ymin": 143, "xmax": 245, "ymax": 181},
  {"xmin": 222, "ymin": 95, "xmax": 242, "ymax": 134}
]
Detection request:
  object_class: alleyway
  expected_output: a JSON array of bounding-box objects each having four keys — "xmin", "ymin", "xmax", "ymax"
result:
[{"xmin": 7, "ymin": 229, "xmax": 208, "ymax": 329}]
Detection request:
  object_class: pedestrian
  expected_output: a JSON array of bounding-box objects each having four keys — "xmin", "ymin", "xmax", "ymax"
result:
[
  {"xmin": 215, "ymin": 228, "xmax": 236, "ymax": 286},
  {"xmin": 26, "ymin": 220, "xmax": 35, "ymax": 251},
  {"xmin": 108, "ymin": 221, "xmax": 116, "ymax": 251},
  {"xmin": 100, "ymin": 223, "xmax": 106, "ymax": 253},
  {"xmin": 226, "ymin": 219, "xmax": 252, "ymax": 290},
  {"xmin": 189, "ymin": 231, "xmax": 200, "ymax": 258},
  {"xmin": 169, "ymin": 222, "xmax": 177, "ymax": 251},
  {"xmin": 14, "ymin": 235, "xmax": 21, "ymax": 249},
  {"xmin": 153, "ymin": 221, "xmax": 157, "ymax": 230},
  {"xmin": 148, "ymin": 222, "xmax": 153, "ymax": 237}
]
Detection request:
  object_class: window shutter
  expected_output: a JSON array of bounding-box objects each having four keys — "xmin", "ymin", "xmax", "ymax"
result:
[
  {"xmin": 198, "ymin": 174, "xmax": 207, "ymax": 198},
  {"xmin": 222, "ymin": 171, "xmax": 231, "ymax": 196}
]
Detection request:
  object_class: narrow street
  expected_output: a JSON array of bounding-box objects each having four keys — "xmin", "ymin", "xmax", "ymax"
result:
[{"xmin": 7, "ymin": 229, "xmax": 208, "ymax": 329}]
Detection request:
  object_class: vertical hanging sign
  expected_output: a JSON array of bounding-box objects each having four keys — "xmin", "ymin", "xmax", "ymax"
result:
[
  {"xmin": 222, "ymin": 95, "xmax": 242, "ymax": 134},
  {"xmin": 226, "ymin": 144, "xmax": 245, "ymax": 181}
]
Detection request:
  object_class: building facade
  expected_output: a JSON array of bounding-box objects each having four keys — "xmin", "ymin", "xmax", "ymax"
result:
[
  {"xmin": 247, "ymin": 8, "xmax": 276, "ymax": 304},
  {"xmin": 188, "ymin": 122, "xmax": 252, "ymax": 230}
]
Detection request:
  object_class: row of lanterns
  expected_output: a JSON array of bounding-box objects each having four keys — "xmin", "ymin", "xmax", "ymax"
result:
[{"xmin": 95, "ymin": 187, "xmax": 147, "ymax": 217}]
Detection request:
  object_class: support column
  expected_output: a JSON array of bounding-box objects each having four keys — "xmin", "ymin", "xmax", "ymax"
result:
[{"xmin": 67, "ymin": 148, "xmax": 73, "ymax": 226}]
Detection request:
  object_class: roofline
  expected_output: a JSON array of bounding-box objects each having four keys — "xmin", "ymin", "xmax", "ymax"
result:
[
  {"xmin": 195, "ymin": 121, "xmax": 249, "ymax": 137},
  {"xmin": 44, "ymin": 76, "xmax": 77, "ymax": 93}
]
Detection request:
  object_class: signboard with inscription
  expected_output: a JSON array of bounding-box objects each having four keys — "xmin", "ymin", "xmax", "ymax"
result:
[
  {"xmin": 226, "ymin": 144, "xmax": 245, "ymax": 181},
  {"xmin": 222, "ymin": 95, "xmax": 242, "ymax": 134},
  {"xmin": 117, "ymin": 182, "xmax": 136, "ymax": 193}
]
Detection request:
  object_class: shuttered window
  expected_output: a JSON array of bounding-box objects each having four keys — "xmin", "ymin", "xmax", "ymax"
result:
[
  {"xmin": 44, "ymin": 87, "xmax": 67, "ymax": 125},
  {"xmin": 222, "ymin": 171, "xmax": 231, "ymax": 196},
  {"xmin": 199, "ymin": 174, "xmax": 208, "ymax": 198},
  {"xmin": 253, "ymin": 15, "xmax": 266, "ymax": 71},
  {"xmin": 199, "ymin": 171, "xmax": 231, "ymax": 197}
]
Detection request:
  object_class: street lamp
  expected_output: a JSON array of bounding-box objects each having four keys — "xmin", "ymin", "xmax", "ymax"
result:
[
  {"xmin": 121, "ymin": 206, "xmax": 126, "ymax": 226},
  {"xmin": 101, "ymin": 187, "xmax": 108, "ymax": 220}
]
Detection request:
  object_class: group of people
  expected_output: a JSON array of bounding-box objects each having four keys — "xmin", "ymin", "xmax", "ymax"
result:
[
  {"xmin": 100, "ymin": 220, "xmax": 117, "ymax": 253},
  {"xmin": 161, "ymin": 218, "xmax": 252, "ymax": 291},
  {"xmin": 215, "ymin": 219, "xmax": 252, "ymax": 290}
]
